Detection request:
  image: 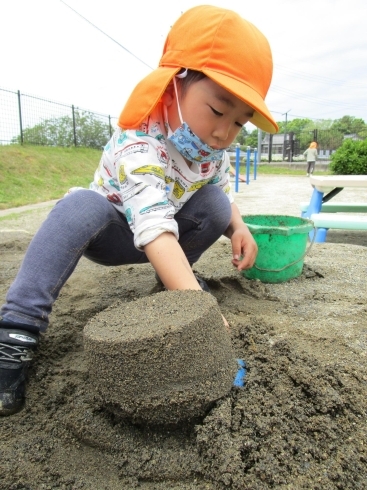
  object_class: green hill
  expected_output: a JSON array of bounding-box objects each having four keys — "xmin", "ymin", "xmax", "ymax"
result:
[{"xmin": 0, "ymin": 145, "xmax": 101, "ymax": 209}]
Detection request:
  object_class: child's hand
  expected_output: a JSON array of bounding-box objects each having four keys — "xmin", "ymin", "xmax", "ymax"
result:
[
  {"xmin": 221, "ymin": 314, "xmax": 230, "ymax": 333},
  {"xmin": 224, "ymin": 203, "xmax": 258, "ymax": 271},
  {"xmin": 230, "ymin": 226, "xmax": 258, "ymax": 271}
]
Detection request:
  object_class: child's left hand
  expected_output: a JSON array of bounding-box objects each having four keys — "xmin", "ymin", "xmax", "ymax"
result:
[
  {"xmin": 225, "ymin": 203, "xmax": 258, "ymax": 271},
  {"xmin": 230, "ymin": 226, "xmax": 258, "ymax": 271}
]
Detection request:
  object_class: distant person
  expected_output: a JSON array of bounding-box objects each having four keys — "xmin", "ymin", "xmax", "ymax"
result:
[
  {"xmin": 0, "ymin": 5, "xmax": 278, "ymax": 415},
  {"xmin": 303, "ymin": 142, "xmax": 318, "ymax": 176}
]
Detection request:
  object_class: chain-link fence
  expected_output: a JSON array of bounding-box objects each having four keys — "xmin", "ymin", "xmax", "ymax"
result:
[
  {"xmin": 0, "ymin": 88, "xmax": 119, "ymax": 149},
  {"xmin": 1, "ymin": 87, "xmax": 363, "ymax": 162},
  {"xmin": 261, "ymin": 128, "xmax": 360, "ymax": 162}
]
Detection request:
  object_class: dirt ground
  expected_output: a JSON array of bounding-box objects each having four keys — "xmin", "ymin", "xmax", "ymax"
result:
[{"xmin": 1, "ymin": 176, "xmax": 367, "ymax": 489}]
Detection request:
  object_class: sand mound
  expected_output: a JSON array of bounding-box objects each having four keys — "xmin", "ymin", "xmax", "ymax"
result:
[{"xmin": 84, "ymin": 290, "xmax": 236, "ymax": 426}]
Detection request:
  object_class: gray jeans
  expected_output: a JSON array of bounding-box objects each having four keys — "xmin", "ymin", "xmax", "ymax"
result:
[
  {"xmin": 1, "ymin": 186, "xmax": 232, "ymax": 331},
  {"xmin": 307, "ymin": 161, "xmax": 315, "ymax": 174}
]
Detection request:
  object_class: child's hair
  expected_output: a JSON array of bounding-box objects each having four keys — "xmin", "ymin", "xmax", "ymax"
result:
[
  {"xmin": 118, "ymin": 5, "xmax": 278, "ymax": 134},
  {"xmin": 310, "ymin": 142, "xmax": 318, "ymax": 148},
  {"xmin": 179, "ymin": 70, "xmax": 206, "ymax": 94}
]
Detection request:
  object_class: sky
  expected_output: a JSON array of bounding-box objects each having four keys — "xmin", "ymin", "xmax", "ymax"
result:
[{"xmin": 1, "ymin": 0, "xmax": 367, "ymax": 131}]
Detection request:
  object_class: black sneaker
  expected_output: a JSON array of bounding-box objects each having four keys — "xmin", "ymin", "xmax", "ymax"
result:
[
  {"xmin": 0, "ymin": 325, "xmax": 39, "ymax": 416},
  {"xmin": 194, "ymin": 274, "xmax": 211, "ymax": 293},
  {"xmin": 155, "ymin": 272, "xmax": 210, "ymax": 293}
]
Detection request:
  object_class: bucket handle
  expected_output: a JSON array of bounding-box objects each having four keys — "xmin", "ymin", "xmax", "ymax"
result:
[{"xmin": 253, "ymin": 226, "xmax": 316, "ymax": 273}]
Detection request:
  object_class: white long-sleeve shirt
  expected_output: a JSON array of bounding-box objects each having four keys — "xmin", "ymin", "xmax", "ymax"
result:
[{"xmin": 88, "ymin": 104, "xmax": 234, "ymax": 250}]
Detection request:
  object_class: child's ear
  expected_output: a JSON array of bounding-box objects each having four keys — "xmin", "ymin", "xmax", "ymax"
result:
[{"xmin": 162, "ymin": 82, "xmax": 174, "ymax": 106}]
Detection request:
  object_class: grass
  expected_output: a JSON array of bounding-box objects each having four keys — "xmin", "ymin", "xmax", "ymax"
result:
[
  {"xmin": 0, "ymin": 144, "xmax": 329, "ymax": 209},
  {"xmin": 0, "ymin": 145, "xmax": 101, "ymax": 209},
  {"xmin": 239, "ymin": 161, "xmax": 330, "ymax": 176},
  {"xmin": 249, "ymin": 165, "xmax": 308, "ymax": 176}
]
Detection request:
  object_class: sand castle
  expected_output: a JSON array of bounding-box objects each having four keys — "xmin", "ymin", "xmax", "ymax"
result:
[{"xmin": 84, "ymin": 290, "xmax": 236, "ymax": 426}]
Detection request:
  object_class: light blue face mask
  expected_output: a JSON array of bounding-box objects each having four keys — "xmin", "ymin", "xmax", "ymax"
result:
[{"xmin": 167, "ymin": 75, "xmax": 225, "ymax": 165}]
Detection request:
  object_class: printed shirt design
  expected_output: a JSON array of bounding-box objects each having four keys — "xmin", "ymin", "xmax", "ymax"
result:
[{"xmin": 88, "ymin": 104, "xmax": 233, "ymax": 250}]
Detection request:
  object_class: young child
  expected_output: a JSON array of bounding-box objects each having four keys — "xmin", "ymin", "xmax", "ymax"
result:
[
  {"xmin": 303, "ymin": 141, "xmax": 318, "ymax": 176},
  {"xmin": 0, "ymin": 5, "xmax": 278, "ymax": 415}
]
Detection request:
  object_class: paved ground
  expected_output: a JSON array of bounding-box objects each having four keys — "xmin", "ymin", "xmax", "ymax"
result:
[
  {"xmin": 0, "ymin": 199, "xmax": 59, "ymax": 217},
  {"xmin": 231, "ymin": 174, "xmax": 367, "ymax": 217}
]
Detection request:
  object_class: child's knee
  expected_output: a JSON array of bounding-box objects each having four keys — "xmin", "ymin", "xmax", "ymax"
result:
[{"xmin": 202, "ymin": 186, "xmax": 232, "ymax": 226}]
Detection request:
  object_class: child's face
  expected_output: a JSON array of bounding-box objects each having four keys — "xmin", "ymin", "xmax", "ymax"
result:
[{"xmin": 167, "ymin": 78, "xmax": 254, "ymax": 150}]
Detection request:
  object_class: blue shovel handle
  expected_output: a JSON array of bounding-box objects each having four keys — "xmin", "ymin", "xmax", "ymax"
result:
[{"xmin": 233, "ymin": 359, "xmax": 247, "ymax": 387}]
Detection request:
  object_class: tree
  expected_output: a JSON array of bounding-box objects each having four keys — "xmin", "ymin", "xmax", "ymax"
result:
[
  {"xmin": 312, "ymin": 119, "xmax": 334, "ymax": 130},
  {"xmin": 74, "ymin": 111, "xmax": 113, "ymax": 148},
  {"xmin": 245, "ymin": 129, "xmax": 258, "ymax": 148},
  {"xmin": 276, "ymin": 118, "xmax": 313, "ymax": 134},
  {"xmin": 12, "ymin": 110, "xmax": 112, "ymax": 149},
  {"xmin": 316, "ymin": 130, "xmax": 344, "ymax": 152},
  {"xmin": 330, "ymin": 116, "xmax": 367, "ymax": 138},
  {"xmin": 233, "ymin": 126, "xmax": 260, "ymax": 149},
  {"xmin": 234, "ymin": 126, "xmax": 248, "ymax": 146}
]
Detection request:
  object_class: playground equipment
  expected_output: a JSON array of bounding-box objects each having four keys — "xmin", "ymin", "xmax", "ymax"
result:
[{"xmin": 234, "ymin": 145, "xmax": 258, "ymax": 192}]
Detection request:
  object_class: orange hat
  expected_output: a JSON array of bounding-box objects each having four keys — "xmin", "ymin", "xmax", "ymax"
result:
[{"xmin": 118, "ymin": 5, "xmax": 278, "ymax": 134}]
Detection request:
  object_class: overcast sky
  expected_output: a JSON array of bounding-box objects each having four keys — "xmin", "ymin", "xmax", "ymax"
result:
[{"xmin": 1, "ymin": 0, "xmax": 366, "ymax": 131}]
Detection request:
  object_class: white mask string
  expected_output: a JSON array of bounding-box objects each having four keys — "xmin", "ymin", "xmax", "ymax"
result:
[{"xmin": 172, "ymin": 76, "xmax": 184, "ymax": 124}]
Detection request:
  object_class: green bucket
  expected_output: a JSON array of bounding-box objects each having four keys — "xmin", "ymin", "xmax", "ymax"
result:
[{"xmin": 242, "ymin": 215, "xmax": 314, "ymax": 283}]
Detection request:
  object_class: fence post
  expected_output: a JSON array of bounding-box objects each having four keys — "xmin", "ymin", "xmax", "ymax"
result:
[
  {"xmin": 289, "ymin": 131, "xmax": 295, "ymax": 163},
  {"xmin": 268, "ymin": 134, "xmax": 273, "ymax": 163},
  {"xmin": 257, "ymin": 129, "xmax": 262, "ymax": 164},
  {"xmin": 72, "ymin": 105, "xmax": 77, "ymax": 147},
  {"xmin": 109, "ymin": 115, "xmax": 112, "ymax": 138},
  {"xmin": 17, "ymin": 90, "xmax": 24, "ymax": 145}
]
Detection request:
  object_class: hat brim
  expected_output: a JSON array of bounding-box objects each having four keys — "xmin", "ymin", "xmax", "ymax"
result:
[
  {"xmin": 119, "ymin": 66, "xmax": 278, "ymax": 134},
  {"xmin": 203, "ymin": 69, "xmax": 278, "ymax": 133}
]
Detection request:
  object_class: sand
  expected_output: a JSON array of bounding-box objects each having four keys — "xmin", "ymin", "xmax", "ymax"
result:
[{"xmin": 0, "ymin": 175, "xmax": 366, "ymax": 489}]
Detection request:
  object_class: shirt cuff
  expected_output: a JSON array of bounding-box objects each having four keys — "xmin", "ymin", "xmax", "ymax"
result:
[{"xmin": 134, "ymin": 224, "xmax": 179, "ymax": 251}]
